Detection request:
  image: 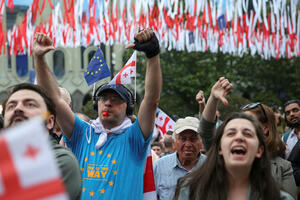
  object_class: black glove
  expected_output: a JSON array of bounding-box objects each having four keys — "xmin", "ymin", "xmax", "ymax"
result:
[{"xmin": 134, "ymin": 33, "xmax": 160, "ymax": 58}]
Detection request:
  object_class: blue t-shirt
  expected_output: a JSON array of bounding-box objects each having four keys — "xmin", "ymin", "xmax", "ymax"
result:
[{"xmin": 65, "ymin": 115, "xmax": 151, "ymax": 199}]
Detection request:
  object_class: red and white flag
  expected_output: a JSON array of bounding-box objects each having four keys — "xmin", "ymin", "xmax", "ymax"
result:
[
  {"xmin": 109, "ymin": 51, "xmax": 136, "ymax": 85},
  {"xmin": 0, "ymin": 117, "xmax": 68, "ymax": 200},
  {"xmin": 155, "ymin": 108, "xmax": 175, "ymax": 137},
  {"xmin": 143, "ymin": 145, "xmax": 157, "ymax": 200}
]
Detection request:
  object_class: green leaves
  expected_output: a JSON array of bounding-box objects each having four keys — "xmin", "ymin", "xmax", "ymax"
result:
[{"xmin": 130, "ymin": 49, "xmax": 300, "ymax": 118}]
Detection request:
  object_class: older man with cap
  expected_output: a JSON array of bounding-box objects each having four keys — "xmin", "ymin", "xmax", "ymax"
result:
[{"xmin": 153, "ymin": 117, "xmax": 206, "ymax": 200}]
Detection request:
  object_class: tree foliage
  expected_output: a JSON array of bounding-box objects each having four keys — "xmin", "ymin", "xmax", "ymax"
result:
[{"xmin": 130, "ymin": 49, "xmax": 300, "ymax": 119}]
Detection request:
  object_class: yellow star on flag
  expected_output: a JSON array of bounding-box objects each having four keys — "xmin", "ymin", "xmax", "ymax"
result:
[
  {"xmin": 109, "ymin": 181, "xmax": 114, "ymax": 186},
  {"xmin": 100, "ymin": 189, "xmax": 105, "ymax": 194},
  {"xmin": 84, "ymin": 157, "xmax": 88, "ymax": 162},
  {"xmin": 113, "ymin": 170, "xmax": 117, "ymax": 175},
  {"xmin": 80, "ymin": 167, "xmax": 84, "ymax": 171},
  {"xmin": 99, "ymin": 150, "xmax": 103, "ymax": 155},
  {"xmin": 91, "ymin": 152, "xmax": 95, "ymax": 156},
  {"xmin": 84, "ymin": 48, "xmax": 111, "ymax": 86},
  {"xmin": 107, "ymin": 153, "xmax": 111, "ymax": 157},
  {"xmin": 90, "ymin": 191, "xmax": 94, "ymax": 196},
  {"xmin": 112, "ymin": 160, "xmax": 116, "ymax": 164},
  {"xmin": 82, "ymin": 188, "xmax": 86, "ymax": 192}
]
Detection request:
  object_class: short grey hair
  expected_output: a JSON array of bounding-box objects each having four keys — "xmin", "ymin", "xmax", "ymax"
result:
[{"xmin": 59, "ymin": 87, "xmax": 72, "ymax": 105}]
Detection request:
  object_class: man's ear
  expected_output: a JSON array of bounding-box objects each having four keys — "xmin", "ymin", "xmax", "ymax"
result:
[{"xmin": 46, "ymin": 114, "xmax": 55, "ymax": 130}]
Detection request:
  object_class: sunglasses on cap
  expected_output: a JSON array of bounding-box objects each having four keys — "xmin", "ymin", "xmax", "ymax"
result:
[{"xmin": 240, "ymin": 102, "xmax": 268, "ymax": 123}]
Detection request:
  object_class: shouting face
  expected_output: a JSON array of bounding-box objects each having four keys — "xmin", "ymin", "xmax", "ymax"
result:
[
  {"xmin": 219, "ymin": 118, "xmax": 264, "ymax": 171},
  {"xmin": 3, "ymin": 89, "xmax": 54, "ymax": 130}
]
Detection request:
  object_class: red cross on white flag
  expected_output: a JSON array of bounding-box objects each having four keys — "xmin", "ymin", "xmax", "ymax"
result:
[
  {"xmin": 109, "ymin": 51, "xmax": 136, "ymax": 85},
  {"xmin": 143, "ymin": 145, "xmax": 157, "ymax": 200},
  {"xmin": 155, "ymin": 108, "xmax": 175, "ymax": 137},
  {"xmin": 0, "ymin": 117, "xmax": 68, "ymax": 200}
]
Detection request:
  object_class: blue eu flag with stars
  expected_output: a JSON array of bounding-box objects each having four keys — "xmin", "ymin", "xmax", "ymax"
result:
[{"xmin": 84, "ymin": 48, "xmax": 111, "ymax": 86}]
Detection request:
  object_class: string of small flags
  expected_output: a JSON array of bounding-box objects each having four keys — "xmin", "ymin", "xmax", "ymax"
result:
[{"xmin": 1, "ymin": 0, "xmax": 300, "ymax": 60}]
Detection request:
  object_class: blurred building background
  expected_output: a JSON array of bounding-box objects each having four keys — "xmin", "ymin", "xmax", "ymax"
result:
[{"xmin": 0, "ymin": 0, "xmax": 125, "ymax": 113}]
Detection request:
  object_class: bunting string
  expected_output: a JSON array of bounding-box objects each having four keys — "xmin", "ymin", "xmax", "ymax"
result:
[{"xmin": 2, "ymin": 0, "xmax": 300, "ymax": 59}]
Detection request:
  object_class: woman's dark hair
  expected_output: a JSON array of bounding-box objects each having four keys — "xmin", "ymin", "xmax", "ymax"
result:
[
  {"xmin": 174, "ymin": 112, "xmax": 281, "ymax": 200},
  {"xmin": 151, "ymin": 141, "xmax": 163, "ymax": 149},
  {"xmin": 0, "ymin": 114, "xmax": 3, "ymax": 129},
  {"xmin": 2, "ymin": 83, "xmax": 56, "ymax": 121},
  {"xmin": 242, "ymin": 104, "xmax": 285, "ymax": 157}
]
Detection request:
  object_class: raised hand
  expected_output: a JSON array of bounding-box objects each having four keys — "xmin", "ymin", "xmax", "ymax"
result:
[
  {"xmin": 32, "ymin": 33, "xmax": 55, "ymax": 58},
  {"xmin": 126, "ymin": 28, "xmax": 160, "ymax": 58},
  {"xmin": 211, "ymin": 77, "xmax": 232, "ymax": 106},
  {"xmin": 196, "ymin": 90, "xmax": 205, "ymax": 105},
  {"xmin": 196, "ymin": 90, "xmax": 206, "ymax": 114}
]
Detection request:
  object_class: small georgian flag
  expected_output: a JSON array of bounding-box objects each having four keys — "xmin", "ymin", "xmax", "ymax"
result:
[
  {"xmin": 109, "ymin": 51, "xmax": 136, "ymax": 85},
  {"xmin": 0, "ymin": 117, "xmax": 68, "ymax": 200}
]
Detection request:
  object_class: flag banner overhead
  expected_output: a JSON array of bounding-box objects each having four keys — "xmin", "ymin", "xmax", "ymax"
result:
[
  {"xmin": 0, "ymin": 117, "xmax": 68, "ymax": 200},
  {"xmin": 3, "ymin": 0, "xmax": 300, "ymax": 59},
  {"xmin": 84, "ymin": 48, "xmax": 111, "ymax": 86},
  {"xmin": 109, "ymin": 51, "xmax": 136, "ymax": 85},
  {"xmin": 155, "ymin": 108, "xmax": 175, "ymax": 137}
]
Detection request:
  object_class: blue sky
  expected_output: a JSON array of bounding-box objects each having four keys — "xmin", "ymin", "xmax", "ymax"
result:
[
  {"xmin": 10, "ymin": 0, "xmax": 89, "ymax": 12},
  {"xmin": 11, "ymin": 0, "xmax": 33, "ymax": 5}
]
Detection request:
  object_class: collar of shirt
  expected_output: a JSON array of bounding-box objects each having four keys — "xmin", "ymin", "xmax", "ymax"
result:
[
  {"xmin": 172, "ymin": 152, "xmax": 206, "ymax": 172},
  {"xmin": 290, "ymin": 129, "xmax": 297, "ymax": 138}
]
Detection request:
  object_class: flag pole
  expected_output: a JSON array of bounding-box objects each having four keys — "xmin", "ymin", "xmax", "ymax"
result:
[
  {"xmin": 134, "ymin": 51, "xmax": 137, "ymax": 104},
  {"xmin": 92, "ymin": 83, "xmax": 96, "ymax": 97}
]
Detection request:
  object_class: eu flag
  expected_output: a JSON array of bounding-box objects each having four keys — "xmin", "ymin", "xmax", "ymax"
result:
[
  {"xmin": 84, "ymin": 48, "xmax": 111, "ymax": 86},
  {"xmin": 218, "ymin": 15, "xmax": 226, "ymax": 30}
]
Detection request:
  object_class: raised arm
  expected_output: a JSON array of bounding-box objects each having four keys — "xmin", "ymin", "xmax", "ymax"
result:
[
  {"xmin": 202, "ymin": 77, "xmax": 232, "ymax": 122},
  {"xmin": 199, "ymin": 77, "xmax": 232, "ymax": 151},
  {"xmin": 195, "ymin": 90, "xmax": 206, "ymax": 117},
  {"xmin": 33, "ymin": 33, "xmax": 75, "ymax": 139},
  {"xmin": 126, "ymin": 28, "xmax": 162, "ymax": 140}
]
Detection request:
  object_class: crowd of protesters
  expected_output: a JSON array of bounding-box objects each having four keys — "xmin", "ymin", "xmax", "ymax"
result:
[{"xmin": 0, "ymin": 28, "xmax": 300, "ymax": 200}]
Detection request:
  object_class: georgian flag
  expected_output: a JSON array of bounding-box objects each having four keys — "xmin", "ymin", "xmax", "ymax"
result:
[
  {"xmin": 155, "ymin": 108, "xmax": 175, "ymax": 137},
  {"xmin": 143, "ymin": 145, "xmax": 157, "ymax": 200},
  {"xmin": 109, "ymin": 51, "xmax": 136, "ymax": 85},
  {"xmin": 0, "ymin": 117, "xmax": 68, "ymax": 200}
]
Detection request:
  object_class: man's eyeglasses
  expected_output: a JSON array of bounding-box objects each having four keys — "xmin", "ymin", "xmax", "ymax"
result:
[
  {"xmin": 240, "ymin": 102, "xmax": 268, "ymax": 123},
  {"xmin": 95, "ymin": 95, "xmax": 123, "ymax": 103}
]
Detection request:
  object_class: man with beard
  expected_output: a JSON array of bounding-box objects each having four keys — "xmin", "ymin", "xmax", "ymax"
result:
[
  {"xmin": 282, "ymin": 99, "xmax": 300, "ymax": 196},
  {"xmin": 282, "ymin": 100, "xmax": 300, "ymax": 158},
  {"xmin": 33, "ymin": 28, "xmax": 161, "ymax": 199},
  {"xmin": 1, "ymin": 83, "xmax": 82, "ymax": 200}
]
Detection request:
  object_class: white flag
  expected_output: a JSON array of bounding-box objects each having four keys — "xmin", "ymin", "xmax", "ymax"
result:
[
  {"xmin": 155, "ymin": 108, "xmax": 175, "ymax": 137},
  {"xmin": 109, "ymin": 51, "xmax": 136, "ymax": 85},
  {"xmin": 0, "ymin": 117, "xmax": 68, "ymax": 200},
  {"xmin": 143, "ymin": 145, "xmax": 157, "ymax": 200}
]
